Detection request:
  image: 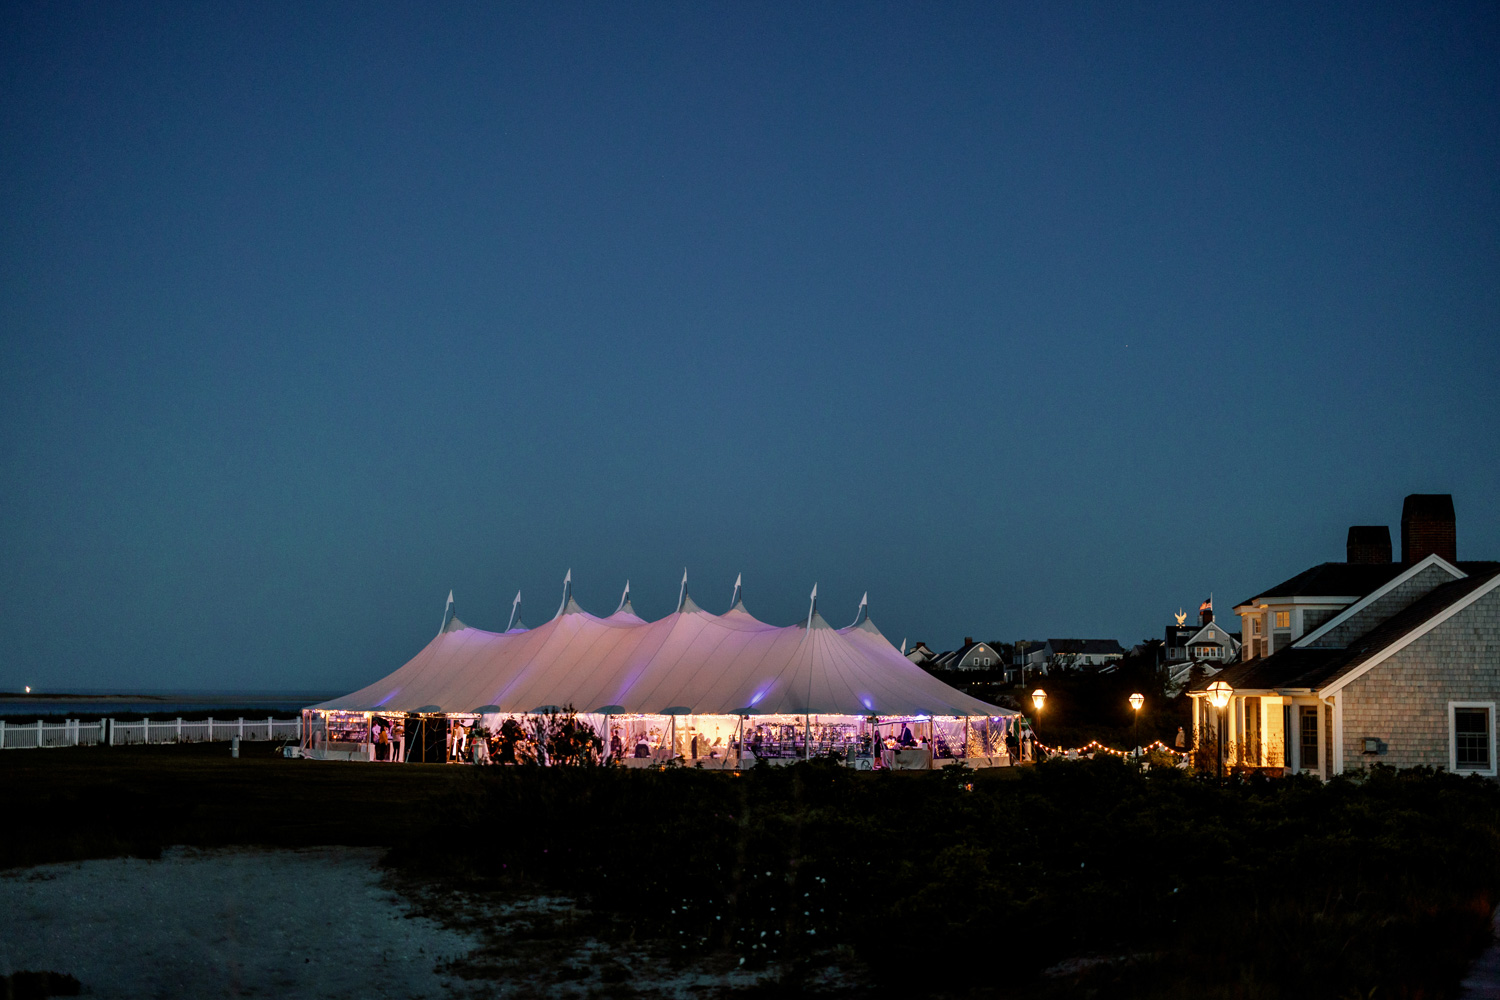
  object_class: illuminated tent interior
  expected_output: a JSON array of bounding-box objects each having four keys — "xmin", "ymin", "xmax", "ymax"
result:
[{"xmin": 309, "ymin": 574, "xmax": 1018, "ymax": 768}]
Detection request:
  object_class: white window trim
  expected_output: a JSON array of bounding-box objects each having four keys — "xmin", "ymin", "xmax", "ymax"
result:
[{"xmin": 1449, "ymin": 701, "xmax": 1497, "ymax": 777}]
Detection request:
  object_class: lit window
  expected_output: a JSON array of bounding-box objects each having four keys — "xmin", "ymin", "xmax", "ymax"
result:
[
  {"xmin": 1275, "ymin": 611, "xmax": 1290, "ymax": 629},
  {"xmin": 1252, "ymin": 619, "xmax": 1263, "ymax": 636}
]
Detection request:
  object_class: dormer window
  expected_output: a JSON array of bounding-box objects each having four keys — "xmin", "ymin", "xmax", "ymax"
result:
[{"xmin": 1275, "ymin": 611, "xmax": 1290, "ymax": 629}]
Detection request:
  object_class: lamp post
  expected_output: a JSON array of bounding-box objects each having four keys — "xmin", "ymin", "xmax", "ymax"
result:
[
  {"xmin": 1030, "ymin": 689, "xmax": 1046, "ymax": 762},
  {"xmin": 1207, "ymin": 680, "xmax": 1233, "ymax": 780},
  {"xmin": 1128, "ymin": 692, "xmax": 1144, "ymax": 754}
]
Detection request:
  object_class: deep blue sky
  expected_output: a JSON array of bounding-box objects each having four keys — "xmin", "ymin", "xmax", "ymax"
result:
[{"xmin": 2, "ymin": 3, "xmax": 1497, "ymax": 692}]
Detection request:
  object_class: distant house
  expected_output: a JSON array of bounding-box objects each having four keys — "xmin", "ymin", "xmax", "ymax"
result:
[
  {"xmin": 1164, "ymin": 597, "xmax": 1241, "ymax": 694},
  {"xmin": 1029, "ymin": 638, "xmax": 1126, "ymax": 674},
  {"xmin": 1013, "ymin": 640, "xmax": 1046, "ymax": 669},
  {"xmin": 904, "ymin": 642, "xmax": 937, "ymax": 668},
  {"xmin": 932, "ymin": 638, "xmax": 1005, "ymax": 671},
  {"xmin": 1189, "ymin": 494, "xmax": 1499, "ymax": 778}
]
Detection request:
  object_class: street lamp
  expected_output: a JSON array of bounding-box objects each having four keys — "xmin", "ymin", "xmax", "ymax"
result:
[
  {"xmin": 1207, "ymin": 680, "xmax": 1233, "ymax": 779},
  {"xmin": 1128, "ymin": 693, "xmax": 1144, "ymax": 753},
  {"xmin": 1029, "ymin": 689, "xmax": 1046, "ymax": 763}
]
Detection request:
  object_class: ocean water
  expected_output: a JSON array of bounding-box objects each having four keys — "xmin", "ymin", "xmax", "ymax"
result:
[{"xmin": 0, "ymin": 690, "xmax": 339, "ymax": 720}]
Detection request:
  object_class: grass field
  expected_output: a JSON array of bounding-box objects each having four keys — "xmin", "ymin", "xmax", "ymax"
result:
[
  {"xmin": 0, "ymin": 740, "xmax": 467, "ymax": 869},
  {"xmin": 4, "ymin": 744, "xmax": 1499, "ymax": 999}
]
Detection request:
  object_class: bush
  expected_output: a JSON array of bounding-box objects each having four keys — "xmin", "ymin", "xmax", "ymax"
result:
[{"xmin": 393, "ymin": 759, "xmax": 1500, "ymax": 997}]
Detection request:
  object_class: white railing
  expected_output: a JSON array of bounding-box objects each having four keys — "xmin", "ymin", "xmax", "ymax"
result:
[{"xmin": 0, "ymin": 716, "xmax": 302, "ymax": 750}]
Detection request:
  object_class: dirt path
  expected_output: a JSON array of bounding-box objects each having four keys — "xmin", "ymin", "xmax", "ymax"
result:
[
  {"xmin": 0, "ymin": 847, "xmax": 482, "ymax": 999},
  {"xmin": 1460, "ymin": 907, "xmax": 1500, "ymax": 1000}
]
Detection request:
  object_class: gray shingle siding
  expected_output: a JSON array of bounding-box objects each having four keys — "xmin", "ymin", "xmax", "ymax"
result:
[
  {"xmin": 1311, "ymin": 564, "xmax": 1456, "ymax": 648},
  {"xmin": 1341, "ymin": 585, "xmax": 1500, "ymax": 772}
]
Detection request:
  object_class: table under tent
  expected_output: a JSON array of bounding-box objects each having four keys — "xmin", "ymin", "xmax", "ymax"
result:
[{"xmin": 305, "ymin": 576, "xmax": 1020, "ymax": 770}]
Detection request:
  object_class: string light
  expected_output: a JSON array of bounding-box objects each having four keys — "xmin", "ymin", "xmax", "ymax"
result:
[{"xmin": 1032, "ymin": 738, "xmax": 1188, "ymax": 762}]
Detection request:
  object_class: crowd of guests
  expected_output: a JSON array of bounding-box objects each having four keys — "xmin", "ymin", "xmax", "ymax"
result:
[{"xmin": 345, "ymin": 716, "xmax": 1037, "ymax": 766}]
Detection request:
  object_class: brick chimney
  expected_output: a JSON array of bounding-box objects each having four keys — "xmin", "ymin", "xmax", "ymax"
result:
[
  {"xmin": 1400, "ymin": 494, "xmax": 1456, "ymax": 564},
  {"xmin": 963, "ymin": 636, "xmax": 974, "ymax": 647},
  {"xmin": 1346, "ymin": 525, "xmax": 1392, "ymax": 564}
]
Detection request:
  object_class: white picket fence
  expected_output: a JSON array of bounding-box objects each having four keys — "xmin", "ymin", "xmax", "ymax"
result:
[{"xmin": 0, "ymin": 716, "xmax": 303, "ymax": 750}]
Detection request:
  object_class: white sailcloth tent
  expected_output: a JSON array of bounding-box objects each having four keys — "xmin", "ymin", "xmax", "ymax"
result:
[{"xmin": 312, "ymin": 573, "xmax": 1016, "ymax": 766}]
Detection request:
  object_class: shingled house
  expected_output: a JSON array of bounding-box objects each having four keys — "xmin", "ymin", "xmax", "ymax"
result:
[
  {"xmin": 1014, "ymin": 638, "xmax": 1126, "ymax": 674},
  {"xmin": 1164, "ymin": 597, "xmax": 1241, "ymax": 694},
  {"xmin": 932, "ymin": 638, "xmax": 1006, "ymax": 671},
  {"xmin": 1188, "ymin": 494, "xmax": 1499, "ymax": 778}
]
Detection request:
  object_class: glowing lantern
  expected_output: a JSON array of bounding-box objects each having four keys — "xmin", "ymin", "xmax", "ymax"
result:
[
  {"xmin": 1031, "ymin": 688, "xmax": 1046, "ymax": 711},
  {"xmin": 1207, "ymin": 680, "xmax": 1233, "ymax": 709},
  {"xmin": 1129, "ymin": 693, "xmax": 1144, "ymax": 712}
]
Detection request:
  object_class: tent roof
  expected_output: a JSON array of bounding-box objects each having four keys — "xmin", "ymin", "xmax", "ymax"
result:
[{"xmin": 316, "ymin": 589, "xmax": 1012, "ymax": 719}]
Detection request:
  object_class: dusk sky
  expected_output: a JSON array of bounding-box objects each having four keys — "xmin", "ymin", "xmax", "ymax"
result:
[{"xmin": 2, "ymin": 3, "xmax": 1497, "ymax": 693}]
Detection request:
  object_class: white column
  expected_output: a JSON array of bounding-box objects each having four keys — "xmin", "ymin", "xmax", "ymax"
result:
[
  {"xmin": 1331, "ymin": 695, "xmax": 1344, "ymax": 775},
  {"xmin": 37, "ymin": 719, "xmax": 44, "ymax": 746},
  {"xmin": 176, "ymin": 717, "xmax": 183, "ymax": 742},
  {"xmin": 1288, "ymin": 701, "xmax": 1299, "ymax": 771},
  {"xmin": 1314, "ymin": 701, "xmax": 1324, "ymax": 777},
  {"xmin": 238, "ymin": 717, "xmax": 244, "ymax": 741}
]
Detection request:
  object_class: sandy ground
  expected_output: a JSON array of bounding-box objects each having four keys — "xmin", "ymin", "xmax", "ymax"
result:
[{"xmin": 0, "ymin": 847, "xmax": 483, "ymax": 999}]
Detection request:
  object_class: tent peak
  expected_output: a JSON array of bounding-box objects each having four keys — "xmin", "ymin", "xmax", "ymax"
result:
[
  {"xmin": 555, "ymin": 569, "xmax": 584, "ymax": 618},
  {"xmin": 615, "ymin": 580, "xmax": 637, "ymax": 617},
  {"xmin": 728, "ymin": 573, "xmax": 749, "ymax": 613},
  {"xmin": 439, "ymin": 591, "xmax": 464, "ymax": 633},
  {"xmin": 847, "ymin": 592, "xmax": 870, "ymax": 628},
  {"xmin": 805, "ymin": 583, "xmax": 818, "ymax": 627},
  {"xmin": 677, "ymin": 568, "xmax": 702, "ymax": 614},
  {"xmin": 505, "ymin": 591, "xmax": 523, "ymax": 633}
]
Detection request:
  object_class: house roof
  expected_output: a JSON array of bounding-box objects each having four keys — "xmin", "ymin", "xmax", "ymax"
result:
[
  {"xmin": 1196, "ymin": 568, "xmax": 1500, "ymax": 694},
  {"xmin": 1048, "ymin": 639, "xmax": 1125, "ymax": 656},
  {"xmin": 1234, "ymin": 562, "xmax": 1405, "ymax": 608},
  {"xmin": 934, "ymin": 639, "xmax": 998, "ymax": 667},
  {"xmin": 1235, "ymin": 560, "xmax": 1500, "ymax": 608}
]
